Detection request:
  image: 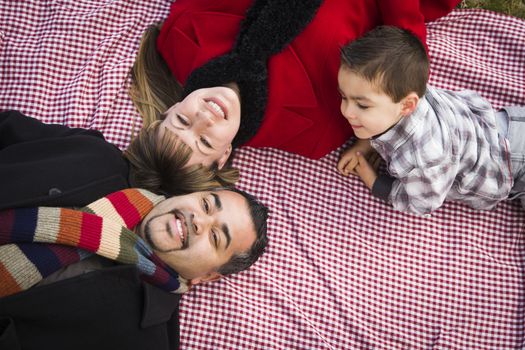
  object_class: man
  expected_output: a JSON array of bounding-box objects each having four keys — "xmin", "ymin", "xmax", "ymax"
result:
[{"xmin": 0, "ymin": 187, "xmax": 268, "ymax": 350}]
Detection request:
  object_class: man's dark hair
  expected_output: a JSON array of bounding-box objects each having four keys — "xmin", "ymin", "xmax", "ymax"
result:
[
  {"xmin": 340, "ymin": 25, "xmax": 429, "ymax": 102},
  {"xmin": 217, "ymin": 187, "xmax": 269, "ymax": 276}
]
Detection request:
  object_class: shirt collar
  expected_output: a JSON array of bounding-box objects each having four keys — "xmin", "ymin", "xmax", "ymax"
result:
[{"xmin": 371, "ymin": 93, "xmax": 430, "ymax": 152}]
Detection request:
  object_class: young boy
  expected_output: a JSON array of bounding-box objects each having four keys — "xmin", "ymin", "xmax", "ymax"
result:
[{"xmin": 336, "ymin": 25, "xmax": 525, "ymax": 215}]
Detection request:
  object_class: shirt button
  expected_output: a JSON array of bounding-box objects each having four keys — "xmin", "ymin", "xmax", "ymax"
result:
[
  {"xmin": 48, "ymin": 188, "xmax": 62, "ymax": 196},
  {"xmin": 423, "ymin": 214, "xmax": 431, "ymax": 218}
]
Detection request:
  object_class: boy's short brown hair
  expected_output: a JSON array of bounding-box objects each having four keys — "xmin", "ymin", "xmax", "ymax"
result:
[{"xmin": 340, "ymin": 25, "xmax": 429, "ymax": 102}]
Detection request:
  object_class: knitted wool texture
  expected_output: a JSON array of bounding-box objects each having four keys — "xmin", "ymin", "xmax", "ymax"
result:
[{"xmin": 0, "ymin": 188, "xmax": 188, "ymax": 297}]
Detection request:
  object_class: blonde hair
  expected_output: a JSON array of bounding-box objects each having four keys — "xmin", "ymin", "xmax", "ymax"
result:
[
  {"xmin": 124, "ymin": 121, "xmax": 239, "ymax": 194},
  {"xmin": 129, "ymin": 24, "xmax": 182, "ymax": 127},
  {"xmin": 128, "ymin": 26, "xmax": 239, "ymax": 189}
]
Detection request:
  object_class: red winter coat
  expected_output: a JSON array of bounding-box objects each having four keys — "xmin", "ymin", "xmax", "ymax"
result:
[{"xmin": 158, "ymin": 0, "xmax": 460, "ymax": 159}]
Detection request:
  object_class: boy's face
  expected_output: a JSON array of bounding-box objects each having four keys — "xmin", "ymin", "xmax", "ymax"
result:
[{"xmin": 337, "ymin": 67, "xmax": 405, "ymax": 139}]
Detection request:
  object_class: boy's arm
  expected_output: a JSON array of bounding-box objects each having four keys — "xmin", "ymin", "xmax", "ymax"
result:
[
  {"xmin": 356, "ymin": 152, "xmax": 455, "ymax": 215},
  {"xmin": 390, "ymin": 164, "xmax": 456, "ymax": 215},
  {"xmin": 354, "ymin": 153, "xmax": 395, "ymax": 199},
  {"xmin": 371, "ymin": 174, "xmax": 396, "ymax": 201},
  {"xmin": 353, "ymin": 151, "xmax": 377, "ymax": 189},
  {"xmin": 338, "ymin": 139, "xmax": 377, "ymax": 176}
]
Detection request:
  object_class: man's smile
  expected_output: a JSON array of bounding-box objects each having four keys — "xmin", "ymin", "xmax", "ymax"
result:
[{"xmin": 169, "ymin": 212, "xmax": 188, "ymax": 248}]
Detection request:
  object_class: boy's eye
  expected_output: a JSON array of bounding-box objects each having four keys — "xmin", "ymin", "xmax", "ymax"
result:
[
  {"xmin": 200, "ymin": 136, "xmax": 213, "ymax": 149},
  {"xmin": 176, "ymin": 114, "xmax": 190, "ymax": 126}
]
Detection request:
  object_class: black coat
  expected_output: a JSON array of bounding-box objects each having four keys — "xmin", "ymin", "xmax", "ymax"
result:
[
  {"xmin": 0, "ymin": 111, "xmax": 180, "ymax": 349},
  {"xmin": 0, "ymin": 110, "xmax": 130, "ymax": 210},
  {"xmin": 0, "ymin": 265, "xmax": 181, "ymax": 350}
]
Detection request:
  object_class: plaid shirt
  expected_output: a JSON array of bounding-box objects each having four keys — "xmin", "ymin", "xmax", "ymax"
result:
[{"xmin": 370, "ymin": 86, "xmax": 513, "ymax": 215}]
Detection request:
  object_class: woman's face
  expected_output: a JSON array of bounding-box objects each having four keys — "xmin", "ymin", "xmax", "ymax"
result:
[{"xmin": 160, "ymin": 86, "xmax": 241, "ymax": 168}]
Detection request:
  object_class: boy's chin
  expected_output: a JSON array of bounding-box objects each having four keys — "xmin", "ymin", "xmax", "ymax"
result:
[{"xmin": 353, "ymin": 130, "xmax": 370, "ymax": 139}]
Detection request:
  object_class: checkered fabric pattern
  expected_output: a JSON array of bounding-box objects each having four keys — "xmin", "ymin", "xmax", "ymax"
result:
[
  {"xmin": 1, "ymin": 1, "xmax": 524, "ymax": 348},
  {"xmin": 0, "ymin": 0, "xmax": 169, "ymax": 148}
]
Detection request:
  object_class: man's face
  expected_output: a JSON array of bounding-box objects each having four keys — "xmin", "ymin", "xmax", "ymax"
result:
[
  {"xmin": 159, "ymin": 86, "xmax": 241, "ymax": 169},
  {"xmin": 138, "ymin": 190, "xmax": 256, "ymax": 284},
  {"xmin": 338, "ymin": 67, "xmax": 405, "ymax": 139}
]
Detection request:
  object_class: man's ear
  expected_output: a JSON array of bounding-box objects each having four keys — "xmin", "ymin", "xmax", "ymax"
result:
[
  {"xmin": 190, "ymin": 272, "xmax": 223, "ymax": 286},
  {"xmin": 400, "ymin": 93, "xmax": 419, "ymax": 117},
  {"xmin": 217, "ymin": 144, "xmax": 233, "ymax": 169}
]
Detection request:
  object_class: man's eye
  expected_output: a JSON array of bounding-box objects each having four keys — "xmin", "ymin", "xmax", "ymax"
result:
[
  {"xmin": 212, "ymin": 231, "xmax": 218, "ymax": 247},
  {"xmin": 200, "ymin": 136, "xmax": 213, "ymax": 149},
  {"xmin": 176, "ymin": 114, "xmax": 190, "ymax": 126}
]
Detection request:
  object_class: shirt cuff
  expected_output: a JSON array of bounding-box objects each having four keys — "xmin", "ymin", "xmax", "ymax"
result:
[{"xmin": 371, "ymin": 174, "xmax": 395, "ymax": 201}]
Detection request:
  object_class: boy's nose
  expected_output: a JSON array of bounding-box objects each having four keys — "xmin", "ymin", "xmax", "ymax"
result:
[
  {"xmin": 341, "ymin": 102, "xmax": 356, "ymax": 121},
  {"xmin": 343, "ymin": 108, "xmax": 357, "ymax": 121}
]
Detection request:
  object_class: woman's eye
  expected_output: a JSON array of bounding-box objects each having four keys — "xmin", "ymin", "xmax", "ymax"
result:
[
  {"xmin": 200, "ymin": 137, "xmax": 212, "ymax": 149},
  {"xmin": 357, "ymin": 104, "xmax": 369, "ymax": 110},
  {"xmin": 176, "ymin": 114, "xmax": 190, "ymax": 126}
]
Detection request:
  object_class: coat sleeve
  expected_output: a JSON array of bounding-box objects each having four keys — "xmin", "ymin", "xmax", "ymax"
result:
[
  {"xmin": 0, "ymin": 110, "xmax": 129, "ymax": 210},
  {"xmin": 0, "ymin": 316, "xmax": 21, "ymax": 350},
  {"xmin": 376, "ymin": 0, "xmax": 427, "ymax": 51},
  {"xmin": 377, "ymin": 0, "xmax": 461, "ymax": 53},
  {"xmin": 420, "ymin": 0, "xmax": 462, "ymax": 22},
  {"xmin": 0, "ymin": 110, "xmax": 104, "ymax": 149}
]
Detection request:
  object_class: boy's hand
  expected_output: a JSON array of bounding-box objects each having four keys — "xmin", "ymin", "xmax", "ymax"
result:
[
  {"xmin": 354, "ymin": 152, "xmax": 377, "ymax": 190},
  {"xmin": 337, "ymin": 139, "xmax": 380, "ymax": 176}
]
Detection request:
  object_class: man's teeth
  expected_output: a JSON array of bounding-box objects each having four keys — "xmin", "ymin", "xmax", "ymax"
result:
[
  {"xmin": 207, "ymin": 101, "xmax": 225, "ymax": 117},
  {"xmin": 176, "ymin": 219, "xmax": 184, "ymax": 242}
]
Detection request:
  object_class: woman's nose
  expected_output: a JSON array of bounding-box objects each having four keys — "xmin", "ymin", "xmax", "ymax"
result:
[{"xmin": 195, "ymin": 110, "xmax": 215, "ymax": 128}]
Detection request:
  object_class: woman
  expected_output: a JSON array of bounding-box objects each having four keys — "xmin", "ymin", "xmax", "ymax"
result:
[
  {"xmin": 131, "ymin": 0, "xmax": 461, "ymax": 165},
  {"xmin": 0, "ymin": 110, "xmax": 238, "ymax": 210}
]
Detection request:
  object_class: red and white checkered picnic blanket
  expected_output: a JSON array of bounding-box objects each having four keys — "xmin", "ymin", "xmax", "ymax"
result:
[{"xmin": 1, "ymin": 1, "xmax": 524, "ymax": 348}]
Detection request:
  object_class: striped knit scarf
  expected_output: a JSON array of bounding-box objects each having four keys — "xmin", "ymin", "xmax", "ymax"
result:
[{"xmin": 0, "ymin": 188, "xmax": 188, "ymax": 298}]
